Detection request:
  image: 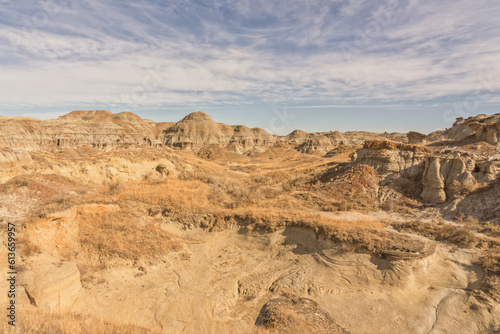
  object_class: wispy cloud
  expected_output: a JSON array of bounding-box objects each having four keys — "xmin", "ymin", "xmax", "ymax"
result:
[{"xmin": 0, "ymin": 0, "xmax": 499, "ymax": 113}]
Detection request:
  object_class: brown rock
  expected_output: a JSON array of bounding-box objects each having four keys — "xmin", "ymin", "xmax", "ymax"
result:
[
  {"xmin": 421, "ymin": 156, "xmax": 478, "ymax": 204},
  {"xmin": 255, "ymin": 297, "xmax": 350, "ymax": 334},
  {"xmin": 407, "ymin": 131, "xmax": 427, "ymax": 144},
  {"xmin": 353, "ymin": 140, "xmax": 429, "ymax": 173}
]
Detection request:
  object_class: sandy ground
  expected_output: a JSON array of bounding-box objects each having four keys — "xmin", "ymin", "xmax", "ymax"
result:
[{"xmin": 7, "ymin": 220, "xmax": 490, "ymax": 334}]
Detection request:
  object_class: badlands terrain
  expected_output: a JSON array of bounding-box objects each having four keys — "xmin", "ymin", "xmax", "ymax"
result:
[{"xmin": 0, "ymin": 110, "xmax": 499, "ymax": 333}]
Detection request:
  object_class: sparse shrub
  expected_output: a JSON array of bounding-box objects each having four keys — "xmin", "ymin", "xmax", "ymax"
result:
[
  {"xmin": 282, "ymin": 180, "xmax": 295, "ymax": 192},
  {"xmin": 108, "ymin": 181, "xmax": 122, "ymax": 194},
  {"xmin": 393, "ymin": 221, "xmax": 479, "ymax": 248},
  {"xmin": 481, "ymin": 252, "xmax": 500, "ymax": 273},
  {"xmin": 252, "ymin": 174, "xmax": 273, "ymax": 185}
]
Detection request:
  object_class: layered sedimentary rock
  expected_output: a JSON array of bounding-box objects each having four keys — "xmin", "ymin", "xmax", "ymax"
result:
[
  {"xmin": 407, "ymin": 131, "xmax": 427, "ymax": 144},
  {"xmin": 468, "ymin": 114, "xmax": 500, "ymax": 145},
  {"xmin": 286, "ymin": 129, "xmax": 309, "ymax": 144},
  {"xmin": 352, "ymin": 140, "xmax": 429, "ymax": 174},
  {"xmin": 342, "ymin": 131, "xmax": 407, "ymax": 145},
  {"xmin": 431, "ymin": 114, "xmax": 500, "ymax": 145},
  {"xmin": 287, "ymin": 130, "xmax": 345, "ymax": 155},
  {"xmin": 296, "ymin": 135, "xmax": 336, "ymax": 155},
  {"xmin": 162, "ymin": 111, "xmax": 276, "ymax": 152},
  {"xmin": 451, "ymin": 179, "xmax": 500, "ymax": 223},
  {"xmin": 421, "ymin": 156, "xmax": 477, "ymax": 204},
  {"xmin": 474, "ymin": 160, "xmax": 500, "ymax": 182},
  {"xmin": 19, "ymin": 253, "xmax": 82, "ymax": 310},
  {"xmin": 0, "ymin": 110, "xmax": 425, "ymax": 158},
  {"xmin": 0, "ymin": 148, "xmax": 32, "ymax": 164},
  {"xmin": 0, "ymin": 110, "xmax": 163, "ymax": 151}
]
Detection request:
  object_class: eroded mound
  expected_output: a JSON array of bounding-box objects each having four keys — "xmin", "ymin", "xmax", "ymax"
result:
[{"xmin": 254, "ymin": 297, "xmax": 351, "ymax": 334}]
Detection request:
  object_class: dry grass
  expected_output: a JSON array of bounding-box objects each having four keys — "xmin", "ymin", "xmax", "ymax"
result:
[
  {"xmin": 392, "ymin": 220, "xmax": 482, "ymax": 248},
  {"xmin": 76, "ymin": 205, "xmax": 185, "ymax": 261},
  {"xmin": 312, "ymin": 164, "xmax": 381, "ymax": 212},
  {"xmin": 481, "ymin": 252, "xmax": 500, "ymax": 273},
  {"xmin": 250, "ymin": 297, "xmax": 350, "ymax": 334},
  {"xmin": 1, "ymin": 308, "xmax": 158, "ymax": 334},
  {"xmin": 363, "ymin": 139, "xmax": 431, "ymax": 153}
]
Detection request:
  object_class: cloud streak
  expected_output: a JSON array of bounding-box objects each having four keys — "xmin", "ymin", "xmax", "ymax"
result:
[{"xmin": 0, "ymin": 0, "xmax": 499, "ymax": 114}]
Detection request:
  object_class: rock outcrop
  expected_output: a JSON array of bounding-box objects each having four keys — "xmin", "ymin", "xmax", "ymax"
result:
[
  {"xmin": 0, "ymin": 148, "xmax": 32, "ymax": 164},
  {"xmin": 431, "ymin": 114, "xmax": 500, "ymax": 145},
  {"xmin": 296, "ymin": 136, "xmax": 335, "ymax": 155},
  {"xmin": 353, "ymin": 140, "xmax": 429, "ymax": 174},
  {"xmin": 342, "ymin": 131, "xmax": 407, "ymax": 145},
  {"xmin": 407, "ymin": 131, "xmax": 427, "ymax": 144},
  {"xmin": 162, "ymin": 111, "xmax": 276, "ymax": 152},
  {"xmin": 0, "ymin": 110, "xmax": 163, "ymax": 151},
  {"xmin": 286, "ymin": 129, "xmax": 309, "ymax": 144},
  {"xmin": 450, "ymin": 179, "xmax": 500, "ymax": 223},
  {"xmin": 255, "ymin": 297, "xmax": 351, "ymax": 334},
  {"xmin": 0, "ymin": 110, "xmax": 432, "ymax": 158},
  {"xmin": 421, "ymin": 156, "xmax": 477, "ymax": 204},
  {"xmin": 474, "ymin": 160, "xmax": 500, "ymax": 182}
]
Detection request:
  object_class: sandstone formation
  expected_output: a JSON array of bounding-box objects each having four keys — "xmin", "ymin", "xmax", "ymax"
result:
[
  {"xmin": 19, "ymin": 253, "xmax": 82, "ymax": 310},
  {"xmin": 255, "ymin": 297, "xmax": 351, "ymax": 334},
  {"xmin": 0, "ymin": 110, "xmax": 163, "ymax": 152},
  {"xmin": 0, "ymin": 148, "xmax": 32, "ymax": 164},
  {"xmin": 286, "ymin": 129, "xmax": 309, "ymax": 144},
  {"xmin": 431, "ymin": 113, "xmax": 500, "ymax": 145},
  {"xmin": 296, "ymin": 135, "xmax": 336, "ymax": 155},
  {"xmin": 0, "ymin": 110, "xmax": 420, "ymax": 158},
  {"xmin": 450, "ymin": 179, "xmax": 500, "ymax": 222},
  {"xmin": 420, "ymin": 153, "xmax": 500, "ymax": 204},
  {"xmin": 162, "ymin": 111, "xmax": 276, "ymax": 153},
  {"xmin": 352, "ymin": 140, "xmax": 429, "ymax": 174},
  {"xmin": 421, "ymin": 156, "xmax": 477, "ymax": 204},
  {"xmin": 474, "ymin": 159, "xmax": 500, "ymax": 182},
  {"xmin": 407, "ymin": 131, "xmax": 427, "ymax": 144},
  {"xmin": 342, "ymin": 131, "xmax": 407, "ymax": 145}
]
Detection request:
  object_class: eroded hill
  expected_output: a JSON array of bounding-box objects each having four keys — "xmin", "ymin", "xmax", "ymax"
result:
[{"xmin": 0, "ymin": 111, "xmax": 499, "ymax": 333}]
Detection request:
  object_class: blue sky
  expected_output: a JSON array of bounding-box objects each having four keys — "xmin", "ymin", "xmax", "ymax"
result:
[{"xmin": 0, "ymin": 0, "xmax": 499, "ymax": 134}]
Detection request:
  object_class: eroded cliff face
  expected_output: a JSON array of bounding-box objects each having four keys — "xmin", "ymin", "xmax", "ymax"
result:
[
  {"xmin": 352, "ymin": 140, "xmax": 429, "ymax": 174},
  {"xmin": 0, "ymin": 110, "xmax": 163, "ymax": 152},
  {"xmin": 346, "ymin": 137, "xmax": 499, "ymax": 206},
  {"xmin": 296, "ymin": 135, "xmax": 338, "ymax": 155},
  {"xmin": 3, "ymin": 111, "xmax": 498, "ymax": 207},
  {"xmin": 431, "ymin": 113, "xmax": 500, "ymax": 145},
  {"xmin": 162, "ymin": 111, "xmax": 277, "ymax": 152},
  {"xmin": 421, "ymin": 156, "xmax": 477, "ymax": 204}
]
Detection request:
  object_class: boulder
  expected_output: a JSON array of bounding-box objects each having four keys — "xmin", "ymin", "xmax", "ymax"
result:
[{"xmin": 255, "ymin": 297, "xmax": 351, "ymax": 334}]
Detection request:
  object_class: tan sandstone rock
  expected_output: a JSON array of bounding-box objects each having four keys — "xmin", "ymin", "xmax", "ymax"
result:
[
  {"xmin": 421, "ymin": 156, "xmax": 478, "ymax": 204},
  {"xmin": 19, "ymin": 253, "xmax": 82, "ymax": 310}
]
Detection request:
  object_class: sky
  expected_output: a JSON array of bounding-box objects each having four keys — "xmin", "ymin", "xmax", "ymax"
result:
[{"xmin": 0, "ymin": 0, "xmax": 499, "ymax": 134}]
